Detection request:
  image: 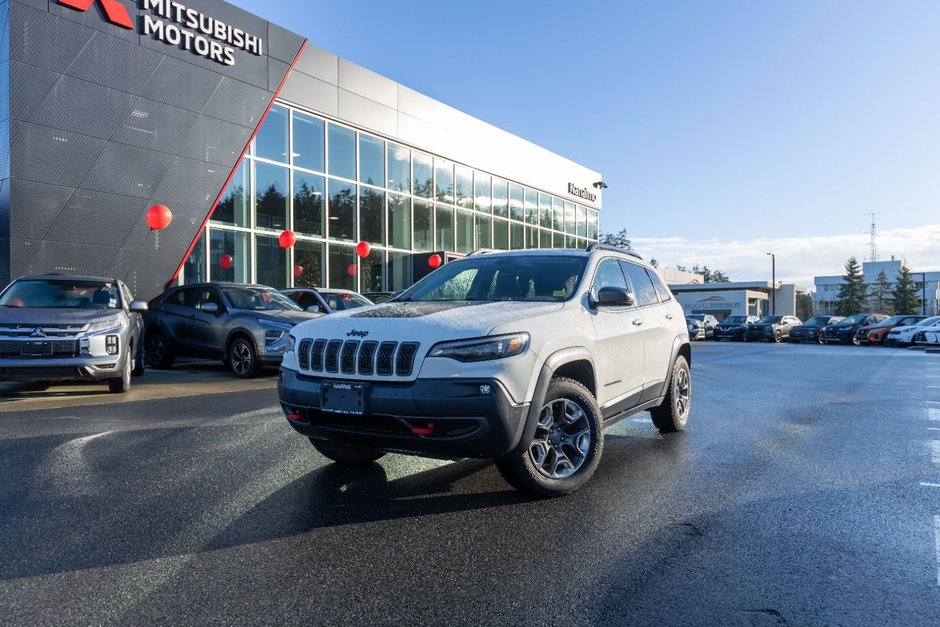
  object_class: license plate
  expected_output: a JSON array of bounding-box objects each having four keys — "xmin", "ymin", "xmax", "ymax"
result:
[
  {"xmin": 22, "ymin": 341, "xmax": 53, "ymax": 356},
  {"xmin": 321, "ymin": 382, "xmax": 367, "ymax": 415}
]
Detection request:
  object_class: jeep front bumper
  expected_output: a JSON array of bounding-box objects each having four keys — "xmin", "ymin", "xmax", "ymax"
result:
[{"xmin": 278, "ymin": 368, "xmax": 530, "ymax": 459}]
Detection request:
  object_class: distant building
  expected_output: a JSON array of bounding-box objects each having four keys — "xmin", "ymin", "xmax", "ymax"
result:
[
  {"xmin": 814, "ymin": 259, "xmax": 940, "ymax": 316},
  {"xmin": 666, "ymin": 278, "xmax": 809, "ymax": 320}
]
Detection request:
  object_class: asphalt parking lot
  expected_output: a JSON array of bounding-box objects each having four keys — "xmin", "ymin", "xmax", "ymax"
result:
[{"xmin": 1, "ymin": 342, "xmax": 939, "ymax": 625}]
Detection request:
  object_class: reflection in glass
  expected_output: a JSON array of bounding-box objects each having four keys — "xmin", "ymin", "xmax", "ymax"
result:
[
  {"xmin": 474, "ymin": 172, "xmax": 491, "ymax": 213},
  {"xmin": 255, "ymin": 162, "xmax": 289, "ymax": 231},
  {"xmin": 509, "ymin": 183, "xmax": 524, "ymax": 221},
  {"xmin": 387, "ymin": 251, "xmax": 413, "ymax": 291},
  {"xmin": 387, "ymin": 143, "xmax": 410, "ymax": 193},
  {"xmin": 328, "ymin": 124, "xmax": 356, "ymax": 180},
  {"xmin": 413, "ymin": 200, "xmax": 433, "ymax": 252},
  {"xmin": 294, "ymin": 239, "xmax": 324, "ymax": 288},
  {"xmin": 212, "ymin": 162, "xmax": 249, "ymax": 227},
  {"xmin": 554, "ymin": 232, "xmax": 565, "ymax": 248},
  {"xmin": 292, "ymin": 111, "xmax": 324, "ymax": 172},
  {"xmin": 436, "ymin": 204, "xmax": 454, "ymax": 252},
  {"xmin": 492, "ymin": 178, "xmax": 508, "ymax": 218},
  {"xmin": 255, "ymin": 105, "xmax": 288, "ymax": 163},
  {"xmin": 540, "ymin": 229, "xmax": 552, "ymax": 249},
  {"xmin": 455, "ymin": 165, "xmax": 473, "ymax": 209},
  {"xmin": 511, "ymin": 222, "xmax": 524, "ymax": 249},
  {"xmin": 524, "ymin": 188, "xmax": 538, "ymax": 225},
  {"xmin": 476, "ymin": 214, "xmax": 492, "ymax": 249},
  {"xmin": 577, "ymin": 205, "xmax": 587, "ymax": 237},
  {"xmin": 526, "ymin": 226, "xmax": 538, "ymax": 248},
  {"xmin": 328, "ymin": 244, "xmax": 356, "ymax": 290},
  {"xmin": 539, "ymin": 193, "xmax": 552, "ymax": 228},
  {"xmin": 359, "ymin": 187, "xmax": 385, "ymax": 245},
  {"xmin": 256, "ymin": 234, "xmax": 288, "ymax": 289},
  {"xmin": 553, "ymin": 197, "xmax": 564, "ymax": 231},
  {"xmin": 413, "ymin": 152, "xmax": 433, "ymax": 198},
  {"xmin": 493, "ymin": 218, "xmax": 509, "ymax": 250},
  {"xmin": 361, "ymin": 250, "xmax": 385, "ymax": 292},
  {"xmin": 328, "ymin": 179, "xmax": 355, "ymax": 241},
  {"xmin": 359, "ymin": 134, "xmax": 384, "ymax": 186},
  {"xmin": 293, "ymin": 171, "xmax": 324, "ymax": 237},
  {"xmin": 456, "ymin": 210, "xmax": 473, "ymax": 254},
  {"xmin": 588, "ymin": 209, "xmax": 599, "ymax": 240},
  {"xmin": 210, "ymin": 229, "xmax": 251, "ymax": 283},
  {"xmin": 565, "ymin": 201, "xmax": 576, "ymax": 235},
  {"xmin": 388, "ymin": 193, "xmax": 411, "ymax": 250},
  {"xmin": 435, "ymin": 158, "xmax": 454, "ymax": 203}
]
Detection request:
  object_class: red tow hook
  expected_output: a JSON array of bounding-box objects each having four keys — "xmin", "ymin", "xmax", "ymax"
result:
[
  {"xmin": 412, "ymin": 422, "xmax": 435, "ymax": 436},
  {"xmin": 287, "ymin": 409, "xmax": 305, "ymax": 422}
]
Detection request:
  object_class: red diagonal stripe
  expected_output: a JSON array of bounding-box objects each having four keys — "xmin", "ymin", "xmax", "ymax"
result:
[{"xmin": 60, "ymin": 0, "xmax": 134, "ymax": 30}]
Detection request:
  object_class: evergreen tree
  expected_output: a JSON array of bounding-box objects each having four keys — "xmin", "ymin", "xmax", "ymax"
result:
[
  {"xmin": 598, "ymin": 228, "xmax": 632, "ymax": 250},
  {"xmin": 710, "ymin": 269, "xmax": 730, "ymax": 283},
  {"xmin": 836, "ymin": 257, "xmax": 867, "ymax": 315},
  {"xmin": 867, "ymin": 269, "xmax": 893, "ymax": 315},
  {"xmin": 796, "ymin": 293, "xmax": 814, "ymax": 320},
  {"xmin": 891, "ymin": 262, "xmax": 920, "ymax": 314}
]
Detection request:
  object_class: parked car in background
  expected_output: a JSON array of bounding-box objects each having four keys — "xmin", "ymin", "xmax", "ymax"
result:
[
  {"xmin": 686, "ymin": 314, "xmax": 719, "ymax": 339},
  {"xmin": 788, "ymin": 315, "xmax": 843, "ymax": 344},
  {"xmin": 821, "ymin": 314, "xmax": 887, "ymax": 345},
  {"xmin": 0, "ymin": 274, "xmax": 147, "ymax": 393},
  {"xmin": 281, "ymin": 288, "xmax": 374, "ymax": 314},
  {"xmin": 144, "ymin": 283, "xmax": 322, "ymax": 378},
  {"xmin": 362, "ymin": 291, "xmax": 396, "ymax": 304},
  {"xmin": 712, "ymin": 315, "xmax": 759, "ymax": 341},
  {"xmin": 857, "ymin": 315, "xmax": 927, "ymax": 346},
  {"xmin": 923, "ymin": 329, "xmax": 940, "ymax": 346},
  {"xmin": 886, "ymin": 316, "xmax": 940, "ymax": 347},
  {"xmin": 686, "ymin": 316, "xmax": 706, "ymax": 340},
  {"xmin": 744, "ymin": 315, "xmax": 802, "ymax": 343}
]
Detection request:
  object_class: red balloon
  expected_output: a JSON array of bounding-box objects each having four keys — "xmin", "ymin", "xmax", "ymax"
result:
[
  {"xmin": 356, "ymin": 241, "xmax": 371, "ymax": 258},
  {"xmin": 346, "ymin": 263, "xmax": 357, "ymax": 277},
  {"xmin": 428, "ymin": 254, "xmax": 442, "ymax": 269},
  {"xmin": 220, "ymin": 254, "xmax": 233, "ymax": 270},
  {"xmin": 293, "ymin": 265, "xmax": 304, "ymax": 278},
  {"xmin": 146, "ymin": 205, "xmax": 172, "ymax": 230},
  {"xmin": 279, "ymin": 230, "xmax": 297, "ymax": 249}
]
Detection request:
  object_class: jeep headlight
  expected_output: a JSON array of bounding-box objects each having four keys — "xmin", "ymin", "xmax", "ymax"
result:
[{"xmin": 428, "ymin": 333, "xmax": 530, "ymax": 362}]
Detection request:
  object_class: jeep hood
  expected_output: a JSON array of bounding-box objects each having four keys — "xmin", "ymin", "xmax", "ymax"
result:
[{"xmin": 289, "ymin": 301, "xmax": 564, "ymax": 343}]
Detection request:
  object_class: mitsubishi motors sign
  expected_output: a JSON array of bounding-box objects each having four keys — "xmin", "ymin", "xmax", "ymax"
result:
[{"xmin": 59, "ymin": 0, "xmax": 265, "ymax": 66}]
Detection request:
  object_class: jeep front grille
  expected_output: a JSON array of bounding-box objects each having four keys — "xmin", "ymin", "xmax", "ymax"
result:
[{"xmin": 298, "ymin": 339, "xmax": 419, "ymax": 377}]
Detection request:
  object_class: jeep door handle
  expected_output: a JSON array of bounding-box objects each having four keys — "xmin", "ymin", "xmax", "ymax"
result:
[{"xmin": 632, "ymin": 319, "xmax": 644, "ymax": 326}]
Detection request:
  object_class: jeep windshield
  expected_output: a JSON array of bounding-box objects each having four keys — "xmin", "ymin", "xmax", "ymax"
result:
[
  {"xmin": 399, "ymin": 255, "xmax": 587, "ymax": 303},
  {"xmin": 0, "ymin": 278, "xmax": 122, "ymax": 309},
  {"xmin": 223, "ymin": 287, "xmax": 302, "ymax": 311}
]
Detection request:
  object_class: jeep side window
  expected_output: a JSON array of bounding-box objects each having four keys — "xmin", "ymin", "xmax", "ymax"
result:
[
  {"xmin": 592, "ymin": 259, "xmax": 629, "ymax": 300},
  {"xmin": 620, "ymin": 261, "xmax": 658, "ymax": 307},
  {"xmin": 646, "ymin": 268, "xmax": 672, "ymax": 303}
]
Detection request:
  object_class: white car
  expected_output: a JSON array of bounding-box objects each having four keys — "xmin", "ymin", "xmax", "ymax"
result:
[
  {"xmin": 278, "ymin": 246, "xmax": 692, "ymax": 497},
  {"xmin": 886, "ymin": 316, "xmax": 940, "ymax": 347},
  {"xmin": 924, "ymin": 330, "xmax": 940, "ymax": 346}
]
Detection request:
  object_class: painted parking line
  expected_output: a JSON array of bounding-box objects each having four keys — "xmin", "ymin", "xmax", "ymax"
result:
[
  {"xmin": 935, "ymin": 517, "xmax": 940, "ymax": 587},
  {"xmin": 933, "ymin": 441, "xmax": 940, "ymax": 464},
  {"xmin": 931, "ymin": 408, "xmax": 940, "ymax": 421}
]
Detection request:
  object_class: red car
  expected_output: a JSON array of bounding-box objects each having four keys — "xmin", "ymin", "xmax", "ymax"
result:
[{"xmin": 856, "ymin": 315, "xmax": 927, "ymax": 345}]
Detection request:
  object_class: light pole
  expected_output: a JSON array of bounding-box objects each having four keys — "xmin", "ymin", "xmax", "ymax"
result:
[
  {"xmin": 922, "ymin": 272, "xmax": 927, "ymax": 315},
  {"xmin": 766, "ymin": 252, "xmax": 776, "ymax": 315}
]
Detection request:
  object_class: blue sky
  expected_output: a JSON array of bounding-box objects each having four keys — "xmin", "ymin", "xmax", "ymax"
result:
[{"xmin": 232, "ymin": 0, "xmax": 940, "ymax": 283}]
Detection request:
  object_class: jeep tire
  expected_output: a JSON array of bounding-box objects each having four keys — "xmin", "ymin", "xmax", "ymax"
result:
[
  {"xmin": 501, "ymin": 377, "xmax": 603, "ymax": 498},
  {"xmin": 651, "ymin": 355, "xmax": 691, "ymax": 433},
  {"xmin": 310, "ymin": 438, "xmax": 385, "ymax": 465}
]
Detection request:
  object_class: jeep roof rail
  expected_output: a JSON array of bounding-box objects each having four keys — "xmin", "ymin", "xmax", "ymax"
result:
[
  {"xmin": 466, "ymin": 248, "xmax": 506, "ymax": 256},
  {"xmin": 585, "ymin": 242, "xmax": 644, "ymax": 260}
]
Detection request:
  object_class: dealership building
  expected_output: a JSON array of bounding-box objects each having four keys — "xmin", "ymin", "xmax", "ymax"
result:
[{"xmin": 0, "ymin": 0, "xmax": 603, "ymax": 300}]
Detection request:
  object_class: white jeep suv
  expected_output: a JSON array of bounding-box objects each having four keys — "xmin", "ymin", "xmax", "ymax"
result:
[{"xmin": 278, "ymin": 246, "xmax": 692, "ymax": 496}]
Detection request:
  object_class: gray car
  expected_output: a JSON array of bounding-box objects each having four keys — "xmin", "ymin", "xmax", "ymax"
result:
[
  {"xmin": 0, "ymin": 274, "xmax": 148, "ymax": 393},
  {"xmin": 144, "ymin": 282, "xmax": 324, "ymax": 378}
]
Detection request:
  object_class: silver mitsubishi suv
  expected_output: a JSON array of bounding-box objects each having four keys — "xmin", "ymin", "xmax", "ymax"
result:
[{"xmin": 278, "ymin": 245, "xmax": 692, "ymax": 496}]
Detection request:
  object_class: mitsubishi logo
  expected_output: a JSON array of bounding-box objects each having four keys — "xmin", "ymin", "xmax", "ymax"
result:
[
  {"xmin": 30, "ymin": 328, "xmax": 46, "ymax": 338},
  {"xmin": 59, "ymin": 0, "xmax": 134, "ymax": 30}
]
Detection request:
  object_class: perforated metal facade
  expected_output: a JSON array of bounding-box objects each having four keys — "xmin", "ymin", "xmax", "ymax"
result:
[{"xmin": 0, "ymin": 0, "xmax": 304, "ymax": 299}]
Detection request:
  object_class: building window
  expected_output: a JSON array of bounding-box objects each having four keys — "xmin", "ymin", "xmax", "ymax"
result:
[
  {"xmin": 492, "ymin": 178, "xmax": 508, "ymax": 218},
  {"xmin": 359, "ymin": 134, "xmax": 384, "ymax": 186},
  {"xmin": 434, "ymin": 158, "xmax": 454, "ymax": 203},
  {"xmin": 328, "ymin": 244, "xmax": 356, "ymax": 290},
  {"xmin": 213, "ymin": 162, "xmax": 250, "ymax": 227},
  {"xmin": 293, "ymin": 171, "xmax": 325, "ymax": 237},
  {"xmin": 387, "ymin": 143, "xmax": 410, "ymax": 193},
  {"xmin": 413, "ymin": 199, "xmax": 433, "ymax": 252},
  {"xmin": 474, "ymin": 172, "xmax": 491, "ymax": 214},
  {"xmin": 256, "ymin": 233, "xmax": 288, "ymax": 289},
  {"xmin": 388, "ymin": 193, "xmax": 411, "ymax": 250},
  {"xmin": 254, "ymin": 162, "xmax": 289, "ymax": 231},
  {"xmin": 359, "ymin": 187, "xmax": 385, "ymax": 245},
  {"xmin": 328, "ymin": 123, "xmax": 356, "ymax": 180},
  {"xmin": 328, "ymin": 179, "xmax": 356, "ymax": 241},
  {"xmin": 255, "ymin": 104, "xmax": 289, "ymax": 163},
  {"xmin": 413, "ymin": 152, "xmax": 433, "ymax": 198},
  {"xmin": 292, "ymin": 111, "xmax": 324, "ymax": 173},
  {"xmin": 294, "ymin": 239, "xmax": 325, "ymax": 288}
]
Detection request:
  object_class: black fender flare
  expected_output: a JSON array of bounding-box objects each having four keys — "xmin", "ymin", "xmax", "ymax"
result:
[{"xmin": 501, "ymin": 346, "xmax": 595, "ymax": 459}]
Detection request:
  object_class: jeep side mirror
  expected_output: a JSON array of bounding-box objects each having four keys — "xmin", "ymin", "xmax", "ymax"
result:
[
  {"xmin": 201, "ymin": 302, "xmax": 220, "ymax": 315},
  {"xmin": 129, "ymin": 300, "xmax": 148, "ymax": 313},
  {"xmin": 595, "ymin": 286, "xmax": 635, "ymax": 307}
]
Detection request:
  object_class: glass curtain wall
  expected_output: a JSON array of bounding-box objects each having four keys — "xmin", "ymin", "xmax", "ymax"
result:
[{"xmin": 182, "ymin": 103, "xmax": 601, "ymax": 290}]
